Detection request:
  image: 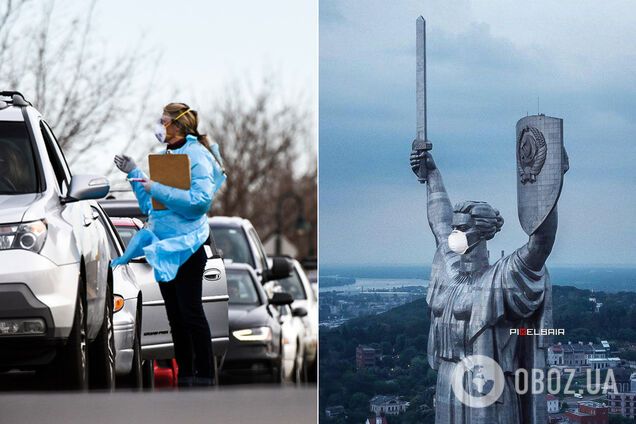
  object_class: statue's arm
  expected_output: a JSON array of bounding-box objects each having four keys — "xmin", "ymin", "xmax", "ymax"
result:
[
  {"xmin": 410, "ymin": 149, "xmax": 453, "ymax": 246},
  {"xmin": 518, "ymin": 206, "xmax": 558, "ymax": 271},
  {"xmin": 426, "ymin": 168, "xmax": 453, "ymax": 246}
]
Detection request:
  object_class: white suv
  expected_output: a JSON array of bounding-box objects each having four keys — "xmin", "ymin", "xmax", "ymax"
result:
[{"xmin": 0, "ymin": 91, "xmax": 115, "ymax": 390}]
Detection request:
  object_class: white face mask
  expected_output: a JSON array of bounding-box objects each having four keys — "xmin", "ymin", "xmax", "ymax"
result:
[
  {"xmin": 154, "ymin": 121, "xmax": 167, "ymax": 143},
  {"xmin": 448, "ymin": 230, "xmax": 469, "ymax": 254}
]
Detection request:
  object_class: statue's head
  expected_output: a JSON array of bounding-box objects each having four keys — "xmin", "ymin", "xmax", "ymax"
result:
[{"xmin": 448, "ymin": 201, "xmax": 504, "ymax": 255}]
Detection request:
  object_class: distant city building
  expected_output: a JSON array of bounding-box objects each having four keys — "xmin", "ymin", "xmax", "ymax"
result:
[
  {"xmin": 607, "ymin": 392, "xmax": 636, "ymax": 419},
  {"xmin": 564, "ymin": 401, "xmax": 608, "ymax": 424},
  {"xmin": 608, "ymin": 367, "xmax": 634, "ymax": 393},
  {"xmin": 588, "ymin": 296, "xmax": 603, "ymax": 312},
  {"xmin": 356, "ymin": 345, "xmax": 377, "ymax": 369},
  {"xmin": 325, "ymin": 405, "xmax": 346, "ymax": 419},
  {"xmin": 369, "ymin": 395, "xmax": 409, "ymax": 416},
  {"xmin": 546, "ymin": 394, "xmax": 559, "ymax": 414},
  {"xmin": 605, "ymin": 371, "xmax": 636, "ymax": 419},
  {"xmin": 547, "ymin": 341, "xmax": 618, "ymax": 373},
  {"xmin": 548, "ymin": 344, "xmax": 564, "ymax": 365},
  {"xmin": 365, "ymin": 415, "xmax": 388, "ymax": 424},
  {"xmin": 588, "ymin": 357, "xmax": 621, "ymax": 370}
]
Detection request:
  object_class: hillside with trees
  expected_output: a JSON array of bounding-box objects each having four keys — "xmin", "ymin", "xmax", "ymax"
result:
[{"xmin": 319, "ymin": 285, "xmax": 636, "ymax": 423}]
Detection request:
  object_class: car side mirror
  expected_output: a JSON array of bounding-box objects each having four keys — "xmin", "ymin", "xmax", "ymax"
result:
[
  {"xmin": 63, "ymin": 175, "xmax": 110, "ymax": 203},
  {"xmin": 292, "ymin": 306, "xmax": 307, "ymax": 317},
  {"xmin": 262, "ymin": 257, "xmax": 292, "ymax": 282},
  {"xmin": 269, "ymin": 291, "xmax": 294, "ymax": 306}
]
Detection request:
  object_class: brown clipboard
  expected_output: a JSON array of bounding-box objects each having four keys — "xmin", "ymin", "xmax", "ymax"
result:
[{"xmin": 148, "ymin": 154, "xmax": 191, "ymax": 210}]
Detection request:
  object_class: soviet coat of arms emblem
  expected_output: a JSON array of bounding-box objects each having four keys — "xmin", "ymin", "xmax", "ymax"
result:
[{"xmin": 517, "ymin": 126, "xmax": 547, "ymax": 184}]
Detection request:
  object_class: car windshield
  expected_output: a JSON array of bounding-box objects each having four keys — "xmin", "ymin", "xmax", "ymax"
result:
[
  {"xmin": 0, "ymin": 121, "xmax": 38, "ymax": 194},
  {"xmin": 227, "ymin": 269, "xmax": 260, "ymax": 306},
  {"xmin": 210, "ymin": 226, "xmax": 254, "ymax": 267},
  {"xmin": 114, "ymin": 225, "xmax": 138, "ymax": 248},
  {"xmin": 272, "ymin": 268, "xmax": 307, "ymax": 300}
]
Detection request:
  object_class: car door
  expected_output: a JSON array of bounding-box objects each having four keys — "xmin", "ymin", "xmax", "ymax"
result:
[
  {"xmin": 277, "ymin": 304, "xmax": 299, "ymax": 379},
  {"xmin": 93, "ymin": 206, "xmax": 139, "ymax": 299},
  {"xmin": 201, "ymin": 240, "xmax": 229, "ymax": 360},
  {"xmin": 40, "ymin": 121, "xmax": 109, "ymax": 337},
  {"xmin": 246, "ymin": 226, "xmax": 269, "ymax": 282}
]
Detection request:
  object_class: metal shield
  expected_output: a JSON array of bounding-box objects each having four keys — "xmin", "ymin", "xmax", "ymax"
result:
[{"xmin": 516, "ymin": 115, "xmax": 565, "ymax": 235}]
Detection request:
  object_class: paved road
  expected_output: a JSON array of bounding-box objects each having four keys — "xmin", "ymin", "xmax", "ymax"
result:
[{"xmin": 0, "ymin": 386, "xmax": 317, "ymax": 424}]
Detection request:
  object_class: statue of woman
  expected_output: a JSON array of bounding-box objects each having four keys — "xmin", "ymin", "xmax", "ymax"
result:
[{"xmin": 409, "ymin": 148, "xmax": 566, "ymax": 424}]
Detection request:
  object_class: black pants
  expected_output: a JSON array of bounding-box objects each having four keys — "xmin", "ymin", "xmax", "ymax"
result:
[{"xmin": 159, "ymin": 244, "xmax": 213, "ymax": 380}]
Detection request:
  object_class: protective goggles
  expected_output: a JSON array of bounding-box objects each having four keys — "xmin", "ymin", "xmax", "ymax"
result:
[{"xmin": 159, "ymin": 108, "xmax": 192, "ymax": 127}]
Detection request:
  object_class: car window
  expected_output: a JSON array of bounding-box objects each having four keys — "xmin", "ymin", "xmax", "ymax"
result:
[
  {"xmin": 40, "ymin": 121, "xmax": 70, "ymax": 195},
  {"xmin": 272, "ymin": 268, "xmax": 307, "ymax": 300},
  {"xmin": 227, "ymin": 269, "xmax": 260, "ymax": 305},
  {"xmin": 210, "ymin": 226, "xmax": 255, "ymax": 267},
  {"xmin": 0, "ymin": 121, "xmax": 38, "ymax": 194},
  {"xmin": 115, "ymin": 225, "xmax": 138, "ymax": 248},
  {"xmin": 41, "ymin": 122, "xmax": 72, "ymax": 180},
  {"xmin": 93, "ymin": 207, "xmax": 122, "ymax": 260},
  {"xmin": 247, "ymin": 227, "xmax": 268, "ymax": 271}
]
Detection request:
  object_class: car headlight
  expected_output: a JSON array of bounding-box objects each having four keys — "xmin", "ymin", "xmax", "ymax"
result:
[
  {"xmin": 0, "ymin": 318, "xmax": 46, "ymax": 335},
  {"xmin": 232, "ymin": 326, "xmax": 272, "ymax": 342},
  {"xmin": 0, "ymin": 220, "xmax": 47, "ymax": 253}
]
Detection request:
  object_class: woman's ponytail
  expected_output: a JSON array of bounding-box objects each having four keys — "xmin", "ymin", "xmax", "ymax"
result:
[{"xmin": 196, "ymin": 133, "xmax": 211, "ymax": 151}]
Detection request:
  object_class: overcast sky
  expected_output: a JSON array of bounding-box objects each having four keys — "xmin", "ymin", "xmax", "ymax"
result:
[
  {"xmin": 67, "ymin": 0, "xmax": 317, "ymax": 175},
  {"xmin": 319, "ymin": 0, "xmax": 636, "ymax": 266}
]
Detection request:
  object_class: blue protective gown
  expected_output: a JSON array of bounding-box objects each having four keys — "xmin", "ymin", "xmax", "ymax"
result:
[{"xmin": 111, "ymin": 135, "xmax": 226, "ymax": 282}]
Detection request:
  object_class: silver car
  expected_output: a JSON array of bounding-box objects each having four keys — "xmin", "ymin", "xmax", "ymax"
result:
[
  {"xmin": 0, "ymin": 92, "xmax": 114, "ymax": 391},
  {"xmin": 90, "ymin": 212, "xmax": 143, "ymax": 388},
  {"xmin": 264, "ymin": 258, "xmax": 318, "ymax": 381}
]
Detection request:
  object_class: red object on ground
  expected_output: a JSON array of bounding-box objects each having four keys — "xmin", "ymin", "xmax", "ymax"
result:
[{"xmin": 153, "ymin": 359, "xmax": 179, "ymax": 388}]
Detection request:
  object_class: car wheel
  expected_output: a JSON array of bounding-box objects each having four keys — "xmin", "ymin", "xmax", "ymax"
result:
[
  {"xmin": 270, "ymin": 359, "xmax": 283, "ymax": 385},
  {"xmin": 119, "ymin": 309, "xmax": 142, "ymax": 390},
  {"xmin": 45, "ymin": 280, "xmax": 88, "ymax": 391},
  {"xmin": 142, "ymin": 359, "xmax": 155, "ymax": 391},
  {"xmin": 309, "ymin": 357, "xmax": 317, "ymax": 382},
  {"xmin": 89, "ymin": 282, "xmax": 115, "ymax": 390}
]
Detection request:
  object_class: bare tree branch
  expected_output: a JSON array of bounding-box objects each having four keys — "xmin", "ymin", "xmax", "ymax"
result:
[
  {"xmin": 0, "ymin": 0, "xmax": 157, "ymax": 172},
  {"xmin": 205, "ymin": 80, "xmax": 316, "ymax": 258}
]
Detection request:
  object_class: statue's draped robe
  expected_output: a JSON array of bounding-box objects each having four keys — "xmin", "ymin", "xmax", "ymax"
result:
[{"xmin": 427, "ymin": 241, "xmax": 552, "ymax": 424}]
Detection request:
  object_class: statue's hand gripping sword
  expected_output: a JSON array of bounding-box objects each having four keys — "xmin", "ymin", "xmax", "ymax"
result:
[{"xmin": 412, "ymin": 16, "xmax": 432, "ymax": 183}]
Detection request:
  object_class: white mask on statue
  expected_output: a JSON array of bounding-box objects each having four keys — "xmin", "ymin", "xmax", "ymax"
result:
[{"xmin": 448, "ymin": 230, "xmax": 469, "ymax": 254}]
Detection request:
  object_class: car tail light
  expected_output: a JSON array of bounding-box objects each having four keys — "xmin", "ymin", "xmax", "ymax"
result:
[
  {"xmin": 114, "ymin": 295, "xmax": 125, "ymax": 313},
  {"xmin": 0, "ymin": 220, "xmax": 47, "ymax": 253}
]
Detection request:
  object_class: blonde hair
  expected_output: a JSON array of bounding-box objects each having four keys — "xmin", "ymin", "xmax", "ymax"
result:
[{"xmin": 163, "ymin": 102, "xmax": 211, "ymax": 150}]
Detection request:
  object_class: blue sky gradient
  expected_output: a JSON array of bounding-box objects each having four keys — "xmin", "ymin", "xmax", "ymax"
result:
[{"xmin": 319, "ymin": 0, "xmax": 636, "ymax": 266}]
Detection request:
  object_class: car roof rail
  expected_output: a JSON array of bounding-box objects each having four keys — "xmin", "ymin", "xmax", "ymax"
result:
[{"xmin": 0, "ymin": 91, "xmax": 31, "ymax": 106}]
